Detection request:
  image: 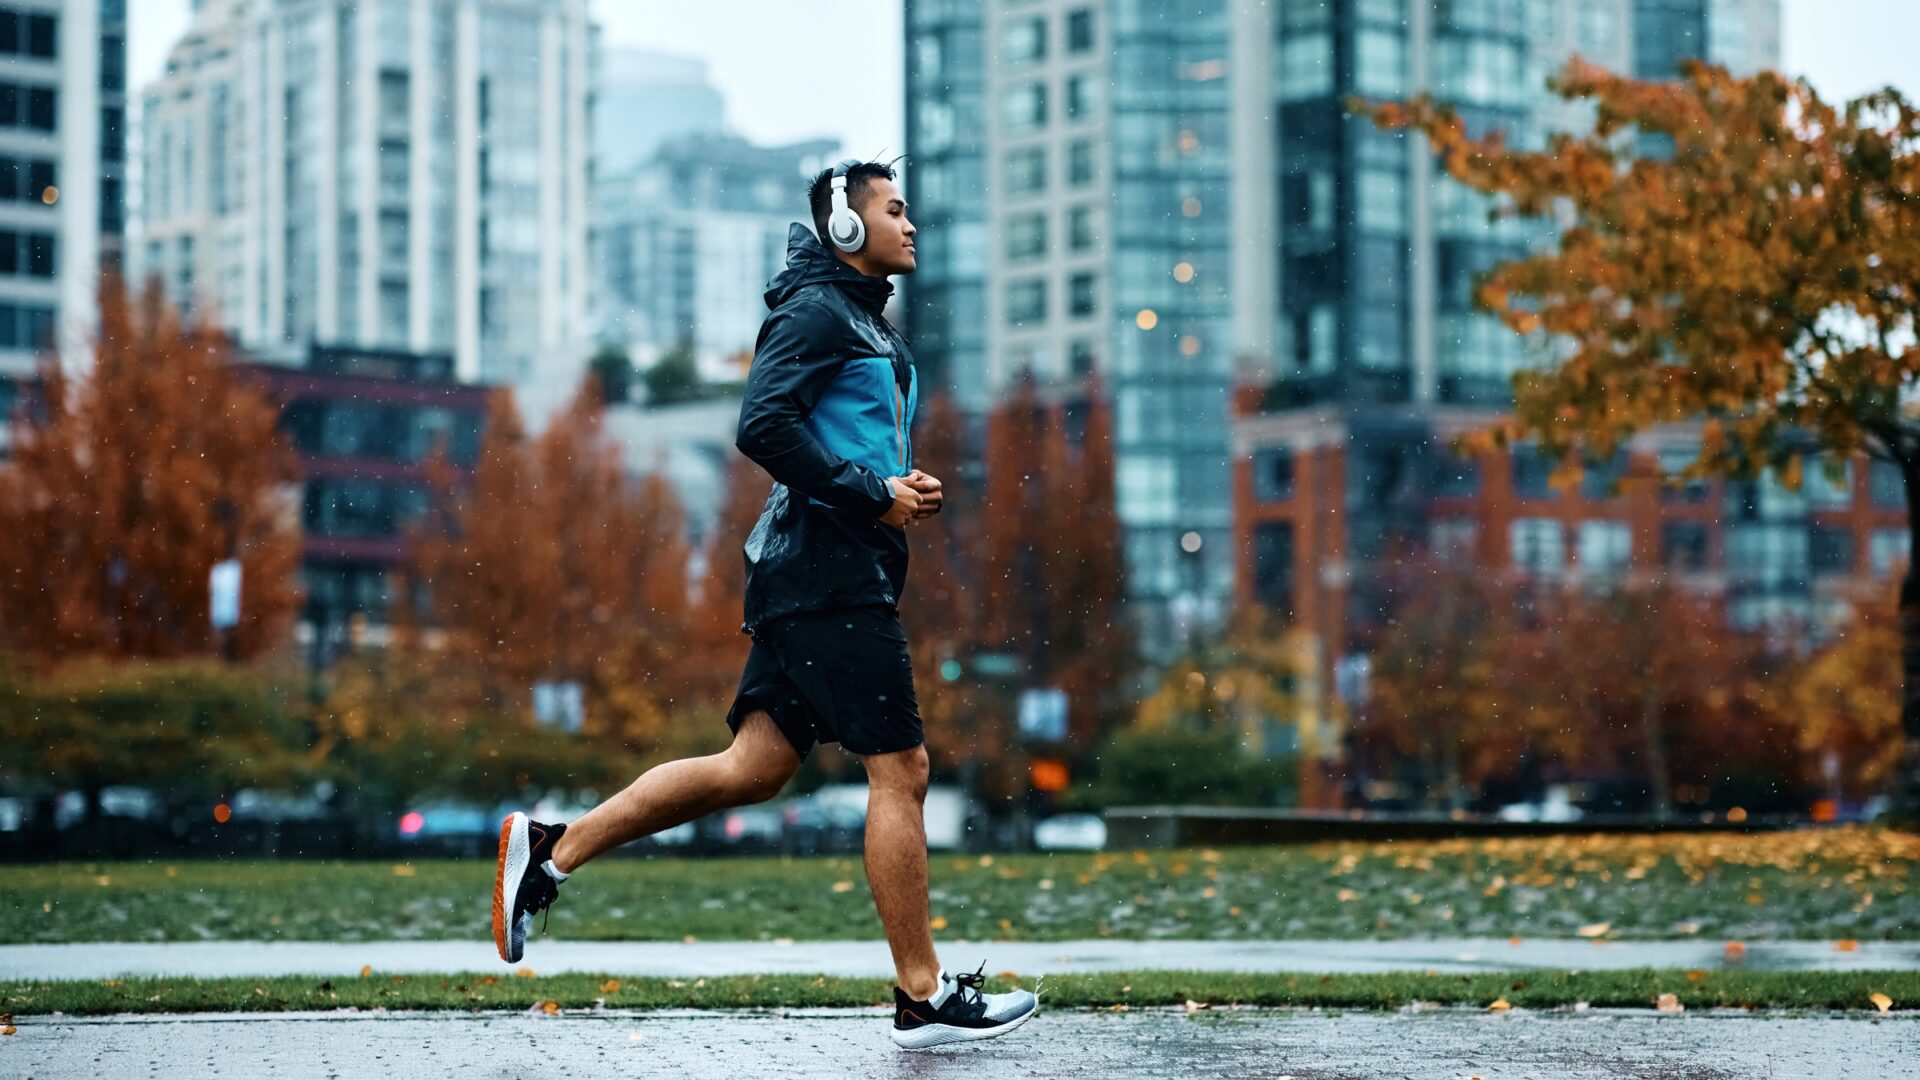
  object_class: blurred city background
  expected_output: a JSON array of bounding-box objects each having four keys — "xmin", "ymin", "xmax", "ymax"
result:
[{"xmin": 0, "ymin": 0, "xmax": 1915, "ymax": 863}]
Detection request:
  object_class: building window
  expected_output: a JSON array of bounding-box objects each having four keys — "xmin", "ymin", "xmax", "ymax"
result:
[
  {"xmin": 1007, "ymin": 278, "xmax": 1046, "ymax": 326},
  {"xmin": 0, "ymin": 229, "xmax": 57, "ymax": 278},
  {"xmin": 1512, "ymin": 448, "xmax": 1555, "ymax": 499},
  {"xmin": 1069, "ymin": 338, "xmax": 1096, "ymax": 376},
  {"xmin": 1353, "ymin": 28, "xmax": 1405, "ymax": 97},
  {"xmin": 0, "ymin": 84, "xmax": 58, "ymax": 132},
  {"xmin": 1869, "ymin": 459, "xmax": 1904, "ymax": 508},
  {"xmin": 1005, "ymin": 211, "xmax": 1046, "ymax": 260},
  {"xmin": 1805, "ymin": 460, "xmax": 1852, "ymax": 508},
  {"xmin": 1871, "ymin": 528, "xmax": 1910, "ymax": 579},
  {"xmin": 25, "ymin": 13, "xmax": 54, "ymax": 58},
  {"xmin": 0, "ymin": 301, "xmax": 53, "ymax": 349},
  {"xmin": 1067, "ymin": 8, "xmax": 1095, "ymax": 53},
  {"xmin": 1577, "ymin": 520, "xmax": 1631, "ymax": 579},
  {"xmin": 1002, "ymin": 82, "xmax": 1046, "ymax": 131},
  {"xmin": 1658, "ymin": 448, "xmax": 1710, "ymax": 503},
  {"xmin": 1067, "ymin": 139, "xmax": 1095, "ymax": 186},
  {"xmin": 1430, "ymin": 517, "xmax": 1477, "ymax": 564},
  {"xmin": 1726, "ymin": 524, "xmax": 1808, "ymax": 588},
  {"xmin": 1068, "ymin": 204, "xmax": 1097, "ymax": 251},
  {"xmin": 1004, "ymin": 146, "xmax": 1046, "ymax": 195},
  {"xmin": 1277, "ymin": 33, "xmax": 1332, "ymax": 102},
  {"xmin": 1252, "ymin": 521, "xmax": 1294, "ymax": 614},
  {"xmin": 1510, "ymin": 518, "xmax": 1564, "ymax": 576},
  {"xmin": 1810, "ymin": 525, "xmax": 1855, "ymax": 577},
  {"xmin": 1068, "ymin": 272, "xmax": 1097, "ymax": 318},
  {"xmin": 1580, "ymin": 449, "xmax": 1628, "ymax": 500},
  {"xmin": 100, "ymin": 106, "xmax": 124, "ymax": 162},
  {"xmin": 1252, "ymin": 448, "xmax": 1293, "ymax": 502},
  {"xmin": 1065, "ymin": 73, "xmax": 1099, "ymax": 122},
  {"xmin": 1002, "ymin": 16, "xmax": 1046, "ymax": 63},
  {"xmin": 0, "ymin": 156, "xmax": 55, "ymax": 203},
  {"xmin": 1428, "ymin": 450, "xmax": 1479, "ymax": 497},
  {"xmin": 101, "ymin": 34, "xmax": 125, "ymax": 91},
  {"xmin": 1661, "ymin": 521, "xmax": 1710, "ymax": 571}
]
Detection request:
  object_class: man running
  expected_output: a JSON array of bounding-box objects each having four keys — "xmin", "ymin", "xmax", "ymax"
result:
[{"xmin": 494, "ymin": 158, "xmax": 1038, "ymax": 1049}]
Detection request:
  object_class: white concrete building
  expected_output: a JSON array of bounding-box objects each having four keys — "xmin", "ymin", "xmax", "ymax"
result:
[
  {"xmin": 0, "ymin": 0, "xmax": 127, "ymax": 442},
  {"xmin": 138, "ymin": 0, "xmax": 590, "ymax": 389}
]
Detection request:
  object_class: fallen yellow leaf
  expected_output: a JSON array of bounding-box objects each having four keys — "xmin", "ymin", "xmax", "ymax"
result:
[
  {"xmin": 1656, "ymin": 993, "xmax": 1684, "ymax": 1013},
  {"xmin": 1108, "ymin": 1004, "xmax": 1130, "ymax": 1012},
  {"xmin": 832, "ymin": 881, "xmax": 854, "ymax": 893},
  {"xmin": 1724, "ymin": 941, "xmax": 1747, "ymax": 961},
  {"xmin": 1834, "ymin": 939, "xmax": 1861, "ymax": 952},
  {"xmin": 1871, "ymin": 992, "xmax": 1893, "ymax": 1013},
  {"xmin": 359, "ymin": 965, "xmax": 373, "ymax": 978},
  {"xmin": 600, "ymin": 980, "xmax": 621, "ymax": 993},
  {"xmin": 1184, "ymin": 999, "xmax": 1212, "ymax": 1012},
  {"xmin": 515, "ymin": 967, "xmax": 536, "ymax": 978},
  {"xmin": 1487, "ymin": 999, "xmax": 1510, "ymax": 1011},
  {"xmin": 1576, "ymin": 922, "xmax": 1611, "ymax": 938},
  {"xmin": 1685, "ymin": 970, "xmax": 1709, "ymax": 982},
  {"xmin": 930, "ymin": 916, "xmax": 949, "ymax": 930},
  {"xmin": 539, "ymin": 1000, "xmax": 561, "ymax": 1016},
  {"xmin": 392, "ymin": 865, "xmax": 416, "ymax": 877},
  {"xmin": 1336, "ymin": 889, "xmax": 1359, "ymax": 902}
]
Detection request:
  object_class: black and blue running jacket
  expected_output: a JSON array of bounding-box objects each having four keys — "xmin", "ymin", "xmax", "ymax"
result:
[{"xmin": 734, "ymin": 223, "xmax": 920, "ymax": 634}]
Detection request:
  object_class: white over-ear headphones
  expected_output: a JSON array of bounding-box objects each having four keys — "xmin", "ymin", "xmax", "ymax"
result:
[{"xmin": 826, "ymin": 160, "xmax": 866, "ymax": 254}]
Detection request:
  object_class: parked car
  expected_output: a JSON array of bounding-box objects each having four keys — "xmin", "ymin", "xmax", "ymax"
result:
[{"xmin": 1033, "ymin": 813, "xmax": 1107, "ymax": 851}]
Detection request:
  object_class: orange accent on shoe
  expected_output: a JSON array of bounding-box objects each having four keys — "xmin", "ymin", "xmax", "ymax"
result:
[{"xmin": 492, "ymin": 815, "xmax": 513, "ymax": 961}]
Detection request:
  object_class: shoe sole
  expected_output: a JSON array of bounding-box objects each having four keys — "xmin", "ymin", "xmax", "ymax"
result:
[
  {"xmin": 890, "ymin": 1005, "xmax": 1037, "ymax": 1050},
  {"xmin": 493, "ymin": 812, "xmax": 530, "ymax": 964}
]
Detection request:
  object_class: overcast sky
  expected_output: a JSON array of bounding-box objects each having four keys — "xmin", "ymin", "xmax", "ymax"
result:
[{"xmin": 128, "ymin": 0, "xmax": 1909, "ymax": 174}]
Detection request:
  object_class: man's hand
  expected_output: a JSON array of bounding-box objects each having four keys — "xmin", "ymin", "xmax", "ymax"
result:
[
  {"xmin": 905, "ymin": 469, "xmax": 943, "ymax": 518},
  {"xmin": 879, "ymin": 478, "xmax": 924, "ymax": 528}
]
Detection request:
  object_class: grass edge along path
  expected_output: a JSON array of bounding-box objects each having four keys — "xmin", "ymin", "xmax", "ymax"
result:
[{"xmin": 4, "ymin": 969, "xmax": 1918, "ymax": 1018}]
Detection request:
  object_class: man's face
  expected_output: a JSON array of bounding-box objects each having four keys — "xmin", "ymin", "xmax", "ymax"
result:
[{"xmin": 854, "ymin": 176, "xmax": 916, "ymax": 276}]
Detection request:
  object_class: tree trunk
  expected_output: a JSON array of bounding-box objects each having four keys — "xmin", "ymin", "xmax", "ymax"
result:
[
  {"xmin": 1640, "ymin": 679, "xmax": 1673, "ymax": 822},
  {"xmin": 1898, "ymin": 459, "xmax": 1920, "ymax": 825}
]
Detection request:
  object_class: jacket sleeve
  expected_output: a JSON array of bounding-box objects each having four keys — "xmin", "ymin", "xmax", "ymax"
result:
[{"xmin": 736, "ymin": 300, "xmax": 897, "ymax": 516}]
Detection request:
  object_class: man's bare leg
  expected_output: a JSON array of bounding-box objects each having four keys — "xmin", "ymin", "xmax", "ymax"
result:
[
  {"xmin": 861, "ymin": 743, "xmax": 941, "ymax": 1001},
  {"xmin": 550, "ymin": 711, "xmax": 800, "ymax": 873}
]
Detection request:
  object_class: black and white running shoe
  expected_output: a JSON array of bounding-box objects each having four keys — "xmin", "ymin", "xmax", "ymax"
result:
[
  {"xmin": 493, "ymin": 812, "xmax": 566, "ymax": 964},
  {"xmin": 891, "ymin": 963, "xmax": 1039, "ymax": 1049}
]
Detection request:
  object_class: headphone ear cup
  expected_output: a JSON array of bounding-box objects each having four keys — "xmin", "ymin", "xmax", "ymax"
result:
[{"xmin": 828, "ymin": 207, "xmax": 865, "ymax": 253}]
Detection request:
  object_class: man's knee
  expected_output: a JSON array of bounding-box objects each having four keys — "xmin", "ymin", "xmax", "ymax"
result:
[
  {"xmin": 723, "ymin": 712, "xmax": 799, "ymax": 803},
  {"xmin": 865, "ymin": 744, "xmax": 929, "ymax": 800}
]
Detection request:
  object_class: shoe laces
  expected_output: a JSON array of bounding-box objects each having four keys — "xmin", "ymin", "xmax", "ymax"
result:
[
  {"xmin": 952, "ymin": 961, "xmax": 989, "ymax": 1006},
  {"xmin": 524, "ymin": 869, "xmax": 560, "ymax": 934}
]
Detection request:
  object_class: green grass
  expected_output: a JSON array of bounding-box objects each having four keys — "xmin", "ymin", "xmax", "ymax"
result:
[
  {"xmin": 3, "ymin": 969, "xmax": 1916, "ymax": 1016},
  {"xmin": 5, "ymin": 827, "xmax": 1915, "ymax": 944}
]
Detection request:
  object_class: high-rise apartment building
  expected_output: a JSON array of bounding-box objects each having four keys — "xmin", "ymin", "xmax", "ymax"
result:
[
  {"xmin": 592, "ymin": 46, "xmax": 725, "ymax": 179},
  {"xmin": 0, "ymin": 0, "xmax": 126, "ymax": 447},
  {"xmin": 592, "ymin": 132, "xmax": 838, "ymax": 374},
  {"xmin": 138, "ymin": 0, "xmax": 590, "ymax": 387},
  {"xmin": 907, "ymin": 0, "xmax": 1242, "ymax": 652},
  {"xmin": 904, "ymin": 0, "xmax": 1785, "ymax": 741}
]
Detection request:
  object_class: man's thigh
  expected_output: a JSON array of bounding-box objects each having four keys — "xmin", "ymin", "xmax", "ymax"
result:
[{"xmin": 761, "ymin": 606, "xmax": 924, "ymax": 758}]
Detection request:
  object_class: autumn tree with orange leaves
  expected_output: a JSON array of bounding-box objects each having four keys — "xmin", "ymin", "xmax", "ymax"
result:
[
  {"xmin": 0, "ymin": 274, "xmax": 301, "ymax": 664},
  {"xmin": 1366, "ymin": 61, "xmax": 1920, "ymax": 815},
  {"xmin": 393, "ymin": 380, "xmax": 696, "ymax": 764}
]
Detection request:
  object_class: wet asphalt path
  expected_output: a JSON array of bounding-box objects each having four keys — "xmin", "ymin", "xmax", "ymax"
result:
[{"xmin": 7, "ymin": 1006, "xmax": 1917, "ymax": 1080}]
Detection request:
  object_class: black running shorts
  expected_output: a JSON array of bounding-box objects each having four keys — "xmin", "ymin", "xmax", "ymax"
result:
[{"xmin": 725, "ymin": 605, "xmax": 923, "ymax": 760}]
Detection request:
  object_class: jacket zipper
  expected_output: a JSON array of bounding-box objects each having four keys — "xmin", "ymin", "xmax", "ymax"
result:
[{"xmin": 894, "ymin": 381, "xmax": 907, "ymax": 470}]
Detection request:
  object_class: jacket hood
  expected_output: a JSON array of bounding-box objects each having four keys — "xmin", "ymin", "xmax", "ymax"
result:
[{"xmin": 764, "ymin": 222, "xmax": 894, "ymax": 316}]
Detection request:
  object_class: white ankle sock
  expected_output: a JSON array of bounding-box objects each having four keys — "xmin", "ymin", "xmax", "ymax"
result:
[
  {"xmin": 542, "ymin": 859, "xmax": 569, "ymax": 883},
  {"xmin": 924, "ymin": 969, "xmax": 954, "ymax": 1009}
]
